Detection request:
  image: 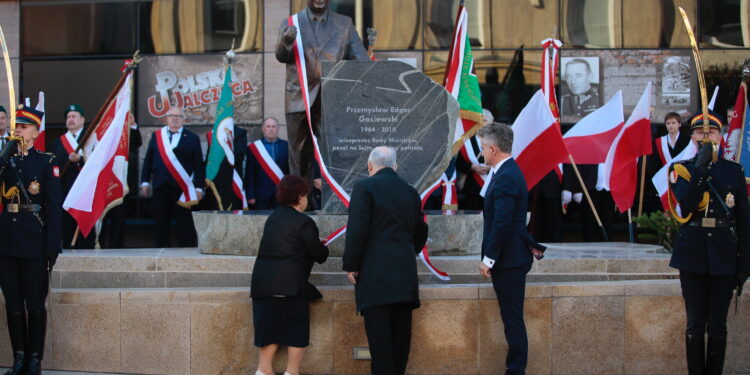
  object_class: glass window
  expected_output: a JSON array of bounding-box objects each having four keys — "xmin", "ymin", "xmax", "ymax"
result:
[
  {"xmin": 291, "ymin": 0, "xmax": 421, "ymax": 50},
  {"xmin": 21, "ymin": 59, "xmax": 124, "ymax": 126},
  {"xmin": 424, "ymin": 0, "xmax": 490, "ymax": 49},
  {"xmin": 702, "ymin": 50, "xmax": 749, "ymax": 118},
  {"xmin": 490, "ymin": 0, "xmax": 559, "ymax": 49},
  {"xmin": 141, "ymin": 0, "xmax": 263, "ymax": 54},
  {"xmin": 561, "ymin": 0, "xmax": 622, "ymax": 48},
  {"xmin": 700, "ymin": 0, "xmax": 747, "ymax": 47},
  {"xmin": 424, "ymin": 50, "xmax": 542, "ymax": 121},
  {"xmin": 21, "ymin": 1, "xmax": 137, "ymax": 56},
  {"xmin": 622, "ymin": 0, "xmax": 694, "ymax": 48}
]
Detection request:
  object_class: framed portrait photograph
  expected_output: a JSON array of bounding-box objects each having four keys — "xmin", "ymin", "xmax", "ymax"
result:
[{"xmin": 560, "ymin": 56, "xmax": 602, "ymax": 121}]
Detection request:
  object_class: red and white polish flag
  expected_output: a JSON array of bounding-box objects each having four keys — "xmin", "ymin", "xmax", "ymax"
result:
[
  {"xmin": 511, "ymin": 90, "xmax": 570, "ymax": 189},
  {"xmin": 63, "ymin": 72, "xmax": 133, "ymax": 237},
  {"xmin": 600, "ymin": 83, "xmax": 653, "ymax": 212},
  {"xmin": 563, "ymin": 91, "xmax": 625, "ymax": 164}
]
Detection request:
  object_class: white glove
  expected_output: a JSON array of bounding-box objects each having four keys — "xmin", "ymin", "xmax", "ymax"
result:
[
  {"xmin": 561, "ymin": 190, "xmax": 572, "ymax": 205},
  {"xmin": 573, "ymin": 192, "xmax": 583, "ymax": 204}
]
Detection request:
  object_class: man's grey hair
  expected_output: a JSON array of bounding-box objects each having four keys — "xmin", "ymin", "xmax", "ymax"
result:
[
  {"xmin": 477, "ymin": 122, "xmax": 513, "ymax": 154},
  {"xmin": 368, "ymin": 146, "xmax": 397, "ymax": 169}
]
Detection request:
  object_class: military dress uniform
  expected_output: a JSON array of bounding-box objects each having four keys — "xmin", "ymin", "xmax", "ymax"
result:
[
  {"xmin": 560, "ymin": 86, "xmax": 599, "ymax": 117},
  {"xmin": 0, "ymin": 105, "xmax": 62, "ymax": 375},
  {"xmin": 668, "ymin": 112, "xmax": 749, "ymax": 375}
]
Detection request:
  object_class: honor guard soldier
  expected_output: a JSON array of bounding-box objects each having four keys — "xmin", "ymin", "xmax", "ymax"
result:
[
  {"xmin": 668, "ymin": 111, "xmax": 749, "ymax": 375},
  {"xmin": 0, "ymin": 105, "xmax": 62, "ymax": 375}
]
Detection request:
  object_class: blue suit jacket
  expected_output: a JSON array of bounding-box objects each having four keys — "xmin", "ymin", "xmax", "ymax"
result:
[
  {"xmin": 245, "ymin": 138, "xmax": 289, "ymax": 200},
  {"xmin": 481, "ymin": 158, "xmax": 534, "ymax": 269},
  {"xmin": 141, "ymin": 128, "xmax": 205, "ymax": 190}
]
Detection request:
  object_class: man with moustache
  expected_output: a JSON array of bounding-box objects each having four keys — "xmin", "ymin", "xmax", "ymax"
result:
[
  {"xmin": 276, "ymin": 0, "xmax": 370, "ymax": 178},
  {"xmin": 50, "ymin": 105, "xmax": 96, "ymax": 249},
  {"xmin": 560, "ymin": 58, "xmax": 600, "ymax": 117}
]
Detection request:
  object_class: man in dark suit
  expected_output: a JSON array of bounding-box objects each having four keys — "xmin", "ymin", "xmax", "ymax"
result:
[
  {"xmin": 343, "ymin": 146, "xmax": 428, "ymax": 375},
  {"xmin": 478, "ymin": 123, "xmax": 543, "ymax": 375},
  {"xmin": 50, "ymin": 104, "xmax": 95, "ymax": 249},
  {"xmin": 140, "ymin": 107, "xmax": 205, "ymax": 247},
  {"xmin": 246, "ymin": 117, "xmax": 289, "ymax": 210},
  {"xmin": 276, "ymin": 0, "xmax": 369, "ymax": 178}
]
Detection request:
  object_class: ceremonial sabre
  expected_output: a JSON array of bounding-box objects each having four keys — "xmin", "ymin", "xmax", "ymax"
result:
[
  {"xmin": 678, "ymin": 7, "xmax": 717, "ymax": 161},
  {"xmin": 0, "ymin": 25, "xmax": 17, "ymax": 138}
]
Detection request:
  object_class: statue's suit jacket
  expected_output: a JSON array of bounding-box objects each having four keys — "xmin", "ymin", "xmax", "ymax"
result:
[{"xmin": 275, "ymin": 8, "xmax": 369, "ymax": 114}]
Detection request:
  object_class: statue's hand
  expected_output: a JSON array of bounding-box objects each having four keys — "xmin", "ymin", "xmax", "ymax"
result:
[{"xmin": 282, "ymin": 25, "xmax": 298, "ymax": 46}]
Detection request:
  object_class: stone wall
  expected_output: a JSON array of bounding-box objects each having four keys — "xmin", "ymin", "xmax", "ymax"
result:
[{"xmin": 0, "ymin": 281, "xmax": 747, "ymax": 374}]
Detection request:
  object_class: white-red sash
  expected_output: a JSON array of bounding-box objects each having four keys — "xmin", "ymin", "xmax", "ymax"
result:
[
  {"xmin": 60, "ymin": 132, "xmax": 79, "ymax": 155},
  {"xmin": 248, "ymin": 140, "xmax": 285, "ymax": 185},
  {"xmin": 656, "ymin": 135, "xmax": 672, "ymax": 165},
  {"xmin": 155, "ymin": 127, "xmax": 198, "ymax": 207},
  {"xmin": 441, "ymin": 172, "xmax": 458, "ymax": 209},
  {"xmin": 459, "ymin": 136, "xmax": 487, "ymax": 186}
]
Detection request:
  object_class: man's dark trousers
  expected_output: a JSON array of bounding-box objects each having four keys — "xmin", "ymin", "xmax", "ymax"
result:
[
  {"xmin": 152, "ymin": 186, "xmax": 197, "ymax": 247},
  {"xmin": 492, "ymin": 265, "xmax": 530, "ymax": 375},
  {"xmin": 362, "ymin": 303, "xmax": 413, "ymax": 375}
]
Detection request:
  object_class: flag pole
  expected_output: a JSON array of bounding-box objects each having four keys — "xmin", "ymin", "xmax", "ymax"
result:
[
  {"xmin": 568, "ymin": 154, "xmax": 609, "ymax": 241},
  {"xmin": 637, "ymin": 154, "xmax": 647, "ymax": 216},
  {"xmin": 61, "ymin": 51, "xmax": 141, "ymax": 176},
  {"xmin": 627, "ymin": 209, "xmax": 635, "ymax": 243},
  {"xmin": 70, "ymin": 226, "xmax": 79, "ymax": 247}
]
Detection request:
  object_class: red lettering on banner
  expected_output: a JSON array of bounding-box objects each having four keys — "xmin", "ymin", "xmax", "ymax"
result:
[
  {"xmin": 148, "ymin": 95, "xmax": 171, "ymax": 117},
  {"xmin": 242, "ymin": 80, "xmax": 254, "ymax": 94},
  {"xmin": 200, "ymin": 89, "xmax": 212, "ymax": 104},
  {"xmin": 183, "ymin": 94, "xmax": 196, "ymax": 108}
]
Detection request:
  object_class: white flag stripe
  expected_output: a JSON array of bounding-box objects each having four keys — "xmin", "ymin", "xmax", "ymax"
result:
[
  {"xmin": 563, "ymin": 91, "xmax": 624, "ymax": 138},
  {"xmin": 63, "ymin": 73, "xmax": 132, "ymax": 212},
  {"xmin": 600, "ymin": 82, "xmax": 652, "ymax": 190},
  {"xmin": 511, "ymin": 90, "xmax": 557, "ymax": 156}
]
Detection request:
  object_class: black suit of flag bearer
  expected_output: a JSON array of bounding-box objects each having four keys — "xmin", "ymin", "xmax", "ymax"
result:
[
  {"xmin": 50, "ymin": 104, "xmax": 95, "ymax": 249},
  {"xmin": 0, "ymin": 105, "xmax": 62, "ymax": 375}
]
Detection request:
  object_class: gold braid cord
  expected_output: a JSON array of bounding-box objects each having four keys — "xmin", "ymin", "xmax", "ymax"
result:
[{"xmin": 667, "ymin": 164, "xmax": 709, "ymax": 223}]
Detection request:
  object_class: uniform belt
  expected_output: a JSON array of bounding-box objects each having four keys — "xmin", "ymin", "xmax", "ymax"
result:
[
  {"xmin": 5, "ymin": 204, "xmax": 42, "ymax": 213},
  {"xmin": 688, "ymin": 217, "xmax": 733, "ymax": 228}
]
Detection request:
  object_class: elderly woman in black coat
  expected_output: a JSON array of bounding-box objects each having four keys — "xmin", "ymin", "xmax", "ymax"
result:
[{"xmin": 251, "ymin": 175, "xmax": 329, "ymax": 375}]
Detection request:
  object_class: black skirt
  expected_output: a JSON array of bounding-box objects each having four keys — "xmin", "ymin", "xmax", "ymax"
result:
[{"xmin": 252, "ymin": 295, "xmax": 310, "ymax": 347}]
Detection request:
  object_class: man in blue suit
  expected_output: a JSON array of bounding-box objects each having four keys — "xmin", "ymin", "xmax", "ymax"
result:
[
  {"xmin": 140, "ymin": 107, "xmax": 205, "ymax": 247},
  {"xmin": 245, "ymin": 117, "xmax": 289, "ymax": 210},
  {"xmin": 477, "ymin": 123, "xmax": 544, "ymax": 375}
]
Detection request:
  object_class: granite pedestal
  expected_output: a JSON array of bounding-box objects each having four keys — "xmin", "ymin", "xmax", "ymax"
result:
[{"xmin": 195, "ymin": 210, "xmax": 484, "ymax": 256}]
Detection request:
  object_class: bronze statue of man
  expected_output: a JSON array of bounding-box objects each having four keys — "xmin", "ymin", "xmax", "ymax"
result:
[{"xmin": 276, "ymin": 0, "xmax": 369, "ymax": 178}]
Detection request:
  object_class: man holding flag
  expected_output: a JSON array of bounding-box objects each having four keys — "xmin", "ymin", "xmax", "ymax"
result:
[
  {"xmin": 205, "ymin": 65, "xmax": 248, "ymax": 211},
  {"xmin": 140, "ymin": 107, "xmax": 205, "ymax": 247},
  {"xmin": 51, "ymin": 104, "xmax": 96, "ymax": 249}
]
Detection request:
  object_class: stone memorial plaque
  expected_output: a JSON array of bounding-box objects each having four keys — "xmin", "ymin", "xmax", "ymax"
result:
[{"xmin": 319, "ymin": 61, "xmax": 458, "ymax": 212}]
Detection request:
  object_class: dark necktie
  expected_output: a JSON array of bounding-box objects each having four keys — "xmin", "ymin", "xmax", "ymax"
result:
[{"xmin": 169, "ymin": 131, "xmax": 176, "ymax": 142}]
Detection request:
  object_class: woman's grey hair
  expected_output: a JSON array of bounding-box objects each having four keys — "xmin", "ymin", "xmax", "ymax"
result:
[
  {"xmin": 477, "ymin": 122, "xmax": 513, "ymax": 154},
  {"xmin": 368, "ymin": 146, "xmax": 397, "ymax": 169}
]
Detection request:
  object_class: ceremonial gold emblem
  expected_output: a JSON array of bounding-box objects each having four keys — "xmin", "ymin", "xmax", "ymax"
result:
[
  {"xmin": 28, "ymin": 180, "xmax": 40, "ymax": 195},
  {"xmin": 726, "ymin": 192, "xmax": 735, "ymax": 208}
]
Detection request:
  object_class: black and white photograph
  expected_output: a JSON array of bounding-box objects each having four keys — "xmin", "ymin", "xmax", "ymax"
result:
[{"xmin": 559, "ymin": 56, "xmax": 601, "ymax": 120}]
